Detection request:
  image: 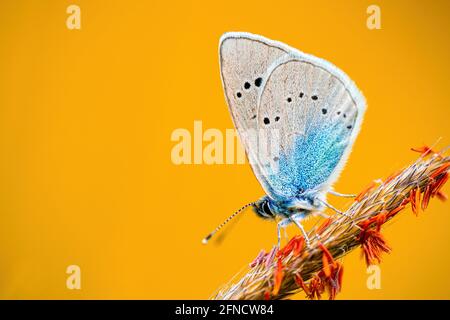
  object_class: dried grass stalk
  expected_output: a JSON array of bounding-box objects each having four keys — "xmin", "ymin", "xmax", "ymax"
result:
[{"xmin": 212, "ymin": 146, "xmax": 450, "ymax": 300}]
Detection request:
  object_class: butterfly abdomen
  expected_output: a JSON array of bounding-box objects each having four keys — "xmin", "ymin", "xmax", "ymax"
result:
[{"xmin": 253, "ymin": 194, "xmax": 321, "ymax": 220}]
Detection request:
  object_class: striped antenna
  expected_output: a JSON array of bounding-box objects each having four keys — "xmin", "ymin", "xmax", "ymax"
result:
[{"xmin": 202, "ymin": 202, "xmax": 254, "ymax": 245}]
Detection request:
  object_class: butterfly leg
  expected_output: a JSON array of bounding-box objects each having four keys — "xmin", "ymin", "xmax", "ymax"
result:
[
  {"xmin": 277, "ymin": 218, "xmax": 292, "ymax": 247},
  {"xmin": 288, "ymin": 213, "xmax": 311, "ymax": 248},
  {"xmin": 328, "ymin": 190, "xmax": 356, "ymax": 198},
  {"xmin": 318, "ymin": 199, "xmax": 352, "ymax": 218},
  {"xmin": 311, "ymin": 211, "xmax": 330, "ymax": 219},
  {"xmin": 308, "ymin": 211, "xmax": 330, "ymax": 241},
  {"xmin": 317, "ymin": 200, "xmax": 363, "ymax": 231}
]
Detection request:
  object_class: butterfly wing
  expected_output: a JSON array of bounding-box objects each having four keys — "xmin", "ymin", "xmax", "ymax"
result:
[
  {"xmin": 257, "ymin": 55, "xmax": 366, "ymax": 200},
  {"xmin": 219, "ymin": 32, "xmax": 290, "ymax": 194}
]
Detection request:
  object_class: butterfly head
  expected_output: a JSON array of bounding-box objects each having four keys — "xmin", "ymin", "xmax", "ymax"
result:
[{"xmin": 252, "ymin": 196, "xmax": 277, "ymax": 220}]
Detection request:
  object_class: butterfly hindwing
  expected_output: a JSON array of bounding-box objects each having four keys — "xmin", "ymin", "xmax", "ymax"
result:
[
  {"xmin": 257, "ymin": 56, "xmax": 366, "ymax": 200},
  {"xmin": 219, "ymin": 32, "xmax": 289, "ymax": 194}
]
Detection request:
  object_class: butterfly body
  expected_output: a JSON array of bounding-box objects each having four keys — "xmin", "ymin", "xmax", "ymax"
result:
[
  {"xmin": 252, "ymin": 195, "xmax": 322, "ymax": 220},
  {"xmin": 205, "ymin": 32, "xmax": 366, "ymax": 245}
]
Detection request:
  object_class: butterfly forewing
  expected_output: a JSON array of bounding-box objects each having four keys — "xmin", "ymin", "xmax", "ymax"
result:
[{"xmin": 219, "ymin": 32, "xmax": 289, "ymax": 195}]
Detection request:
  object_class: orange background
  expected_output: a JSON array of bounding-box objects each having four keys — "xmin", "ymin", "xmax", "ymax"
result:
[{"xmin": 0, "ymin": 0, "xmax": 449, "ymax": 299}]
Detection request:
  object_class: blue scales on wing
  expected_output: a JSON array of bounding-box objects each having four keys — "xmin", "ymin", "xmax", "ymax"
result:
[
  {"xmin": 254, "ymin": 57, "xmax": 366, "ymax": 201},
  {"xmin": 270, "ymin": 124, "xmax": 352, "ymax": 199}
]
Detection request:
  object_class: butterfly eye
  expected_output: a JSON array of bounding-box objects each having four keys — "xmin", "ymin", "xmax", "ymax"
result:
[
  {"xmin": 244, "ymin": 82, "xmax": 251, "ymax": 90},
  {"xmin": 254, "ymin": 77, "xmax": 262, "ymax": 87},
  {"xmin": 262, "ymin": 201, "xmax": 272, "ymax": 216},
  {"xmin": 311, "ymin": 95, "xmax": 318, "ymax": 101},
  {"xmin": 236, "ymin": 92, "xmax": 242, "ymax": 98}
]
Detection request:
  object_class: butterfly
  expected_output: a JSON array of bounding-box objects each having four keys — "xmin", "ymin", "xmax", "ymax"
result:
[{"xmin": 203, "ymin": 32, "xmax": 366, "ymax": 246}]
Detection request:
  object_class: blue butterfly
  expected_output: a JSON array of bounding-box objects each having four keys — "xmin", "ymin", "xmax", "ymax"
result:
[{"xmin": 203, "ymin": 32, "xmax": 366, "ymax": 246}]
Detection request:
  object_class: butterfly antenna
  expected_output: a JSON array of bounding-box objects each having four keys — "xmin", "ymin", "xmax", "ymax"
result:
[{"xmin": 202, "ymin": 202, "xmax": 254, "ymax": 245}]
